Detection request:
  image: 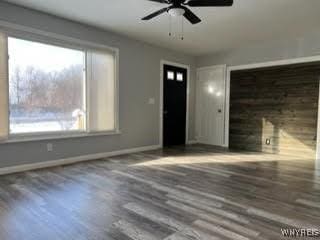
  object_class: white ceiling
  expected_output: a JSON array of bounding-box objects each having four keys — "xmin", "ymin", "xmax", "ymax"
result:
[{"xmin": 5, "ymin": 0, "xmax": 320, "ymax": 56}]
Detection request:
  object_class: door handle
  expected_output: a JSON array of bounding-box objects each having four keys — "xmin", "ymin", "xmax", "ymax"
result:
[
  {"xmin": 163, "ymin": 110, "xmax": 168, "ymax": 115},
  {"xmin": 218, "ymin": 109, "xmax": 222, "ymax": 113}
]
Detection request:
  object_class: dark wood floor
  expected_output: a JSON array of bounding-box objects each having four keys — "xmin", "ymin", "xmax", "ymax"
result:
[{"xmin": 0, "ymin": 144, "xmax": 319, "ymax": 240}]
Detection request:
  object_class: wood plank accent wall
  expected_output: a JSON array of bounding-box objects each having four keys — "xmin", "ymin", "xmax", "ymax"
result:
[{"xmin": 230, "ymin": 62, "xmax": 320, "ymax": 158}]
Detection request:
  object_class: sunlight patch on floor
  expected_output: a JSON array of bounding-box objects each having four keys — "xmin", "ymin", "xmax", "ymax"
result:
[{"xmin": 131, "ymin": 152, "xmax": 312, "ymax": 167}]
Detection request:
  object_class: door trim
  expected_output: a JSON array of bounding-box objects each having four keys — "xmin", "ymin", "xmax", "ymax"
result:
[
  {"xmin": 196, "ymin": 65, "xmax": 227, "ymax": 147},
  {"xmin": 160, "ymin": 60, "xmax": 190, "ymax": 147}
]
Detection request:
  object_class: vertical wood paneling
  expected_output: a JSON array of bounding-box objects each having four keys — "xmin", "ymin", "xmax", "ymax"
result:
[{"xmin": 230, "ymin": 63, "xmax": 320, "ymax": 158}]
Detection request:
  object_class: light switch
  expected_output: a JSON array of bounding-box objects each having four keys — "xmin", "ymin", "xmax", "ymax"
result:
[{"xmin": 148, "ymin": 98, "xmax": 155, "ymax": 105}]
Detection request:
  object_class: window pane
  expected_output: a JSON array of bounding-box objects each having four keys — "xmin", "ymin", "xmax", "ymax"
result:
[
  {"xmin": 177, "ymin": 72, "xmax": 183, "ymax": 81},
  {"xmin": 167, "ymin": 71, "xmax": 174, "ymax": 80},
  {"xmin": 8, "ymin": 37, "xmax": 85, "ymax": 134},
  {"xmin": 88, "ymin": 50, "xmax": 115, "ymax": 132}
]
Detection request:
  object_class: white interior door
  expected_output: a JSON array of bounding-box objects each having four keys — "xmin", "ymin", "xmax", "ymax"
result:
[{"xmin": 196, "ymin": 65, "xmax": 226, "ymax": 146}]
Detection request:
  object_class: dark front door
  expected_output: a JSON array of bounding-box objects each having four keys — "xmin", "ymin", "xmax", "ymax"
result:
[{"xmin": 163, "ymin": 64, "xmax": 187, "ymax": 147}]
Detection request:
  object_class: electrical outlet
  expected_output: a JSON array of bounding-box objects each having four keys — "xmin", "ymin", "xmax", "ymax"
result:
[
  {"xmin": 47, "ymin": 143, "xmax": 53, "ymax": 152},
  {"xmin": 265, "ymin": 138, "xmax": 271, "ymax": 145}
]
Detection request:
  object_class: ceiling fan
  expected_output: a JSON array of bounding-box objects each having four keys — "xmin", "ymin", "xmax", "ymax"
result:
[{"xmin": 142, "ymin": 0, "xmax": 233, "ymax": 25}]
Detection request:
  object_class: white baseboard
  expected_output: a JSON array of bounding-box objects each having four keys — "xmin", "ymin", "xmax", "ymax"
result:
[
  {"xmin": 187, "ymin": 140, "xmax": 198, "ymax": 145},
  {"xmin": 0, "ymin": 144, "xmax": 161, "ymax": 176}
]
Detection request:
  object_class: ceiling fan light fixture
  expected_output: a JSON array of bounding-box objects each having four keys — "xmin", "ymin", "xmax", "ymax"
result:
[
  {"xmin": 142, "ymin": 0, "xmax": 233, "ymax": 24},
  {"xmin": 168, "ymin": 7, "xmax": 185, "ymax": 17}
]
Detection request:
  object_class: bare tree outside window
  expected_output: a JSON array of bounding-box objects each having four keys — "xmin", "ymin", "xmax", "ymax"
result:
[{"xmin": 8, "ymin": 37, "xmax": 85, "ymax": 134}]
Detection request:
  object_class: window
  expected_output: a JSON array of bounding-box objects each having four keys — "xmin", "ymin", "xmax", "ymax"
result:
[
  {"xmin": 176, "ymin": 72, "xmax": 183, "ymax": 82},
  {"xmin": 167, "ymin": 71, "xmax": 174, "ymax": 80},
  {"xmin": 87, "ymin": 50, "xmax": 115, "ymax": 132},
  {"xmin": 8, "ymin": 37, "xmax": 85, "ymax": 134},
  {"xmin": 0, "ymin": 32, "xmax": 118, "ymax": 141}
]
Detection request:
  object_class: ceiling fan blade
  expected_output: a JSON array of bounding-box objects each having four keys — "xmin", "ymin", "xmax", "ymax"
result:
[
  {"xmin": 142, "ymin": 7, "xmax": 168, "ymax": 20},
  {"xmin": 186, "ymin": 0, "xmax": 233, "ymax": 7},
  {"xmin": 182, "ymin": 7, "xmax": 201, "ymax": 24}
]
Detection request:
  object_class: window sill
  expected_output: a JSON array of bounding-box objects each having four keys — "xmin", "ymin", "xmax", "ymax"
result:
[{"xmin": 0, "ymin": 130, "xmax": 121, "ymax": 144}]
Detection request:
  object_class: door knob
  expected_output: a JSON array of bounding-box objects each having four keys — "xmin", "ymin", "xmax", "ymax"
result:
[
  {"xmin": 218, "ymin": 109, "xmax": 222, "ymax": 113},
  {"xmin": 163, "ymin": 110, "xmax": 168, "ymax": 115}
]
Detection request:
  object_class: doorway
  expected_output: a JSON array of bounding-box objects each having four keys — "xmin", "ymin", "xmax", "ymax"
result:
[
  {"xmin": 162, "ymin": 63, "xmax": 188, "ymax": 147},
  {"xmin": 196, "ymin": 65, "xmax": 226, "ymax": 146}
]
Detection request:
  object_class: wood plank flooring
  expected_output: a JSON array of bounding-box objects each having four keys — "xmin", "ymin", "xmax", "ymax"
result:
[{"xmin": 0, "ymin": 144, "xmax": 319, "ymax": 240}]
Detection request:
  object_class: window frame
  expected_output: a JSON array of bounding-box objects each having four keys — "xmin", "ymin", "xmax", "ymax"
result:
[{"xmin": 0, "ymin": 26, "xmax": 120, "ymax": 143}]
